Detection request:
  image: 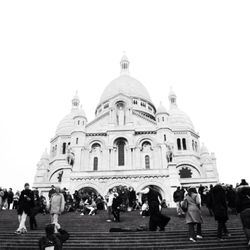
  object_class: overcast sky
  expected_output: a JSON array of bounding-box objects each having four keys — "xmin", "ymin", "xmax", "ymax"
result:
[{"xmin": 0, "ymin": 1, "xmax": 249, "ymax": 191}]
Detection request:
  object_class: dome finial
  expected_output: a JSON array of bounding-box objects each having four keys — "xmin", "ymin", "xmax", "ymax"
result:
[
  {"xmin": 120, "ymin": 52, "xmax": 129, "ymax": 75},
  {"xmin": 169, "ymin": 86, "xmax": 177, "ymax": 107},
  {"xmin": 72, "ymin": 90, "xmax": 80, "ymax": 109}
]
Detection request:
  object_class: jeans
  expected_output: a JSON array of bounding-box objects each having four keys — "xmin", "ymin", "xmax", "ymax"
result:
[
  {"xmin": 188, "ymin": 223, "xmax": 202, "ymax": 239},
  {"xmin": 217, "ymin": 220, "xmax": 228, "ymax": 238},
  {"xmin": 17, "ymin": 212, "xmax": 27, "ymax": 232},
  {"xmin": 240, "ymin": 208, "xmax": 250, "ymax": 241}
]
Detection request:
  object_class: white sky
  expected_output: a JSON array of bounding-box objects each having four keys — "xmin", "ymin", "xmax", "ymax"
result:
[{"xmin": 0, "ymin": 1, "xmax": 249, "ymax": 191}]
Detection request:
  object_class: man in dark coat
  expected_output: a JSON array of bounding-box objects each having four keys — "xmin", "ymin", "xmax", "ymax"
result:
[
  {"xmin": 7, "ymin": 188, "xmax": 14, "ymax": 209},
  {"xmin": 236, "ymin": 179, "xmax": 250, "ymax": 247},
  {"xmin": 112, "ymin": 191, "xmax": 122, "ymax": 222},
  {"xmin": 29, "ymin": 189, "xmax": 41, "ymax": 230},
  {"xmin": 39, "ymin": 223, "xmax": 69, "ymax": 250},
  {"xmin": 15, "ymin": 183, "xmax": 34, "ymax": 234},
  {"xmin": 173, "ymin": 187, "xmax": 184, "ymax": 216},
  {"xmin": 140, "ymin": 186, "xmax": 170, "ymax": 231},
  {"xmin": 207, "ymin": 184, "xmax": 230, "ymax": 240}
]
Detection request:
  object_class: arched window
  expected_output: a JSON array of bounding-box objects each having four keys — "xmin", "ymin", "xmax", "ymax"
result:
[
  {"xmin": 145, "ymin": 155, "xmax": 150, "ymax": 169},
  {"xmin": 62, "ymin": 143, "xmax": 66, "ymax": 154},
  {"xmin": 162, "ymin": 117, "xmax": 164, "ymax": 122},
  {"xmin": 117, "ymin": 139, "xmax": 126, "ymax": 166},
  {"xmin": 182, "ymin": 138, "xmax": 187, "ymax": 150},
  {"xmin": 195, "ymin": 142, "xmax": 198, "ymax": 152},
  {"xmin": 78, "ymin": 120, "xmax": 80, "ymax": 125},
  {"xmin": 164, "ymin": 134, "xmax": 166, "ymax": 141},
  {"xmin": 76, "ymin": 138, "xmax": 79, "ymax": 145},
  {"xmin": 177, "ymin": 138, "xmax": 182, "ymax": 150},
  {"xmin": 192, "ymin": 140, "xmax": 195, "ymax": 150},
  {"xmin": 93, "ymin": 157, "xmax": 98, "ymax": 171}
]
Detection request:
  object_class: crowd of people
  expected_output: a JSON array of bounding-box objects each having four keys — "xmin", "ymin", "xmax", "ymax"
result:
[
  {"xmin": 173, "ymin": 179, "xmax": 250, "ymax": 246},
  {"xmin": 1, "ymin": 179, "xmax": 250, "ymax": 248}
]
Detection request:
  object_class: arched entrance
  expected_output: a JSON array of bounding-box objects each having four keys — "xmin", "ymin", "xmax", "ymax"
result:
[
  {"xmin": 78, "ymin": 187, "xmax": 99, "ymax": 198},
  {"xmin": 141, "ymin": 185, "xmax": 164, "ymax": 203}
]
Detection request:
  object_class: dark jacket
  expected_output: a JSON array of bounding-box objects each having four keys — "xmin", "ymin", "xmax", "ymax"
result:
[
  {"xmin": 18, "ymin": 189, "xmax": 34, "ymax": 215},
  {"xmin": 207, "ymin": 185, "xmax": 228, "ymax": 222},
  {"xmin": 236, "ymin": 185, "xmax": 250, "ymax": 213},
  {"xmin": 173, "ymin": 189, "xmax": 183, "ymax": 202},
  {"xmin": 39, "ymin": 229, "xmax": 69, "ymax": 250}
]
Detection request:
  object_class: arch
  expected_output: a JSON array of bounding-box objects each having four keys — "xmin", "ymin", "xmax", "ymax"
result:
[
  {"xmin": 88, "ymin": 139, "xmax": 105, "ymax": 150},
  {"xmin": 106, "ymin": 181, "xmax": 134, "ymax": 194},
  {"xmin": 78, "ymin": 187, "xmax": 99, "ymax": 197},
  {"xmin": 114, "ymin": 137, "xmax": 128, "ymax": 166},
  {"xmin": 49, "ymin": 168, "xmax": 64, "ymax": 182},
  {"xmin": 74, "ymin": 182, "xmax": 102, "ymax": 196},
  {"xmin": 136, "ymin": 136, "xmax": 156, "ymax": 148},
  {"xmin": 177, "ymin": 163, "xmax": 201, "ymax": 178}
]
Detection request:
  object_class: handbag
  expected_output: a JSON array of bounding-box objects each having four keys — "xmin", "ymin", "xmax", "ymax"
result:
[{"xmin": 181, "ymin": 199, "xmax": 188, "ymax": 212}]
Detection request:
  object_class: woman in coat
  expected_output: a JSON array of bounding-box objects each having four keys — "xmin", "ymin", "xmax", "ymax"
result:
[
  {"xmin": 207, "ymin": 184, "xmax": 230, "ymax": 240},
  {"xmin": 50, "ymin": 187, "xmax": 65, "ymax": 231},
  {"xmin": 184, "ymin": 187, "xmax": 203, "ymax": 242}
]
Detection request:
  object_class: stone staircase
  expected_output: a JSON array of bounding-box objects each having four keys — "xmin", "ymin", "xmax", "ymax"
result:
[{"xmin": 0, "ymin": 208, "xmax": 248, "ymax": 249}]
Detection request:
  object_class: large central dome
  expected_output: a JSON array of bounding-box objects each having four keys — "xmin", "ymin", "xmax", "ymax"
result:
[
  {"xmin": 99, "ymin": 55, "xmax": 152, "ymax": 104},
  {"xmin": 99, "ymin": 74, "xmax": 152, "ymax": 104}
]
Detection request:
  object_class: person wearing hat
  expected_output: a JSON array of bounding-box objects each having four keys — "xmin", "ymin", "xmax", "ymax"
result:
[
  {"xmin": 236, "ymin": 179, "xmax": 250, "ymax": 247},
  {"xmin": 49, "ymin": 185, "xmax": 56, "ymax": 199},
  {"xmin": 15, "ymin": 183, "xmax": 34, "ymax": 234}
]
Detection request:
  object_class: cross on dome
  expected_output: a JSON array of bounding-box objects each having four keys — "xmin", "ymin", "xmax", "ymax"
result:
[{"xmin": 120, "ymin": 52, "xmax": 130, "ymax": 75}]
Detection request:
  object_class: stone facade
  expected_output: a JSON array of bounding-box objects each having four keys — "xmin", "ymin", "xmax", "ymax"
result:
[{"xmin": 33, "ymin": 55, "xmax": 219, "ymax": 206}]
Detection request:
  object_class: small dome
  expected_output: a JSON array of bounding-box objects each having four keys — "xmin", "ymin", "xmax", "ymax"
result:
[
  {"xmin": 168, "ymin": 106, "xmax": 194, "ymax": 130},
  {"xmin": 156, "ymin": 102, "xmax": 168, "ymax": 114},
  {"xmin": 99, "ymin": 74, "xmax": 152, "ymax": 104},
  {"xmin": 200, "ymin": 143, "xmax": 209, "ymax": 155},
  {"xmin": 56, "ymin": 109, "xmax": 86, "ymax": 135},
  {"xmin": 41, "ymin": 149, "xmax": 49, "ymax": 160}
]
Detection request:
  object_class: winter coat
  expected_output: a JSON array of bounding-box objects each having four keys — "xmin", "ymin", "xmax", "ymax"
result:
[
  {"xmin": 17, "ymin": 189, "xmax": 34, "ymax": 216},
  {"xmin": 207, "ymin": 185, "xmax": 228, "ymax": 222},
  {"xmin": 50, "ymin": 193, "xmax": 65, "ymax": 215},
  {"xmin": 236, "ymin": 185, "xmax": 250, "ymax": 213},
  {"xmin": 185, "ymin": 193, "xmax": 203, "ymax": 224}
]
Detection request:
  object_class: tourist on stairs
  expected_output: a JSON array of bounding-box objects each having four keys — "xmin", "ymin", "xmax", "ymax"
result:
[
  {"xmin": 39, "ymin": 223, "xmax": 69, "ymax": 250},
  {"xmin": 183, "ymin": 187, "xmax": 203, "ymax": 242},
  {"xmin": 139, "ymin": 186, "xmax": 170, "ymax": 231},
  {"xmin": 236, "ymin": 179, "xmax": 250, "ymax": 247},
  {"xmin": 207, "ymin": 184, "xmax": 230, "ymax": 241},
  {"xmin": 50, "ymin": 187, "xmax": 65, "ymax": 231},
  {"xmin": 15, "ymin": 183, "xmax": 34, "ymax": 234}
]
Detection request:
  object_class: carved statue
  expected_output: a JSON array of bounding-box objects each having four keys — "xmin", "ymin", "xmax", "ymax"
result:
[
  {"xmin": 57, "ymin": 170, "xmax": 63, "ymax": 182},
  {"xmin": 67, "ymin": 147, "xmax": 75, "ymax": 166},
  {"xmin": 166, "ymin": 144, "xmax": 173, "ymax": 163}
]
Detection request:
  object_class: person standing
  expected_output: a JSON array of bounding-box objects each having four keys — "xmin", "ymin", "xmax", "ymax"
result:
[
  {"xmin": 29, "ymin": 189, "xmax": 41, "ymax": 230},
  {"xmin": 139, "ymin": 186, "xmax": 170, "ymax": 231},
  {"xmin": 207, "ymin": 184, "xmax": 230, "ymax": 240},
  {"xmin": 50, "ymin": 187, "xmax": 65, "ymax": 230},
  {"xmin": 236, "ymin": 179, "xmax": 250, "ymax": 247},
  {"xmin": 184, "ymin": 187, "xmax": 203, "ymax": 242},
  {"xmin": 15, "ymin": 183, "xmax": 34, "ymax": 234},
  {"xmin": 13, "ymin": 191, "xmax": 20, "ymax": 210},
  {"xmin": 173, "ymin": 187, "xmax": 184, "ymax": 216},
  {"xmin": 0, "ymin": 188, "xmax": 4, "ymax": 211},
  {"xmin": 7, "ymin": 188, "xmax": 14, "ymax": 209}
]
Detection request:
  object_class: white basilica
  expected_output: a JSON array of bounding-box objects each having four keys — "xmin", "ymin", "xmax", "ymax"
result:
[{"xmin": 33, "ymin": 55, "xmax": 219, "ymax": 206}]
